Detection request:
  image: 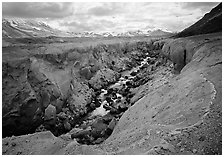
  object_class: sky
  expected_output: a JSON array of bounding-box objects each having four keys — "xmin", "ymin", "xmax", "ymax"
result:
[{"xmin": 2, "ymin": 2, "xmax": 220, "ymax": 33}]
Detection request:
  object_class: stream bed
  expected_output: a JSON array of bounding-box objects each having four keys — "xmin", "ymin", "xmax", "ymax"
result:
[{"xmin": 69, "ymin": 54, "xmax": 157, "ymax": 145}]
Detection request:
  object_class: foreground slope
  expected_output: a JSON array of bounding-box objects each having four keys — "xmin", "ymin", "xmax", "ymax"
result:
[{"xmin": 2, "ymin": 32, "xmax": 221, "ymax": 155}]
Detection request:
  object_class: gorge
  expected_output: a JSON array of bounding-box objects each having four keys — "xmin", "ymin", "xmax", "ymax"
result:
[{"xmin": 2, "ymin": 3, "xmax": 222, "ymax": 155}]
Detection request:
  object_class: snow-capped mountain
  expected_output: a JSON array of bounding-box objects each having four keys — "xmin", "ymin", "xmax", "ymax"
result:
[
  {"xmin": 116, "ymin": 29, "xmax": 172, "ymax": 37},
  {"xmin": 147, "ymin": 29, "xmax": 172, "ymax": 36},
  {"xmin": 2, "ymin": 18, "xmax": 173, "ymax": 38},
  {"xmin": 2, "ymin": 18, "xmax": 72, "ymax": 38}
]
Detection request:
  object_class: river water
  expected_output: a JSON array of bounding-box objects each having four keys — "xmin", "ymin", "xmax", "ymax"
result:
[{"xmin": 91, "ymin": 56, "xmax": 152, "ymax": 117}]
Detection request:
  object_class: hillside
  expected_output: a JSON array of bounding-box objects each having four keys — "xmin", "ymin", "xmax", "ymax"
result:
[{"xmin": 175, "ymin": 3, "xmax": 222, "ymax": 37}]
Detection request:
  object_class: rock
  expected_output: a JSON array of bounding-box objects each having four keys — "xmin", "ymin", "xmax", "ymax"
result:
[
  {"xmin": 52, "ymin": 98, "xmax": 64, "ymax": 114},
  {"xmin": 108, "ymin": 117, "xmax": 117, "ymax": 130},
  {"xmin": 94, "ymin": 99, "xmax": 101, "ymax": 108},
  {"xmin": 192, "ymin": 149, "xmax": 197, "ymax": 154},
  {"xmin": 64, "ymin": 121, "xmax": 71, "ymax": 131},
  {"xmin": 140, "ymin": 63, "xmax": 148, "ymax": 70},
  {"xmin": 161, "ymin": 39, "xmax": 191, "ymax": 73},
  {"xmin": 130, "ymin": 71, "xmax": 138, "ymax": 76},
  {"xmin": 110, "ymin": 107, "xmax": 119, "ymax": 114},
  {"xmin": 40, "ymin": 90, "xmax": 50, "ymax": 108},
  {"xmin": 89, "ymin": 103, "xmax": 96, "ymax": 109},
  {"xmin": 71, "ymin": 129, "xmax": 91, "ymax": 139},
  {"xmin": 79, "ymin": 67, "xmax": 93, "ymax": 80},
  {"xmin": 126, "ymin": 81, "xmax": 134, "ymax": 87},
  {"xmin": 91, "ymin": 119, "xmax": 108, "ymax": 132},
  {"xmin": 67, "ymin": 79, "xmax": 93, "ymax": 118},
  {"xmin": 105, "ymin": 97, "xmax": 113, "ymax": 104},
  {"xmin": 117, "ymin": 101, "xmax": 129, "ymax": 112},
  {"xmin": 103, "ymin": 103, "xmax": 112, "ymax": 111},
  {"xmin": 44, "ymin": 104, "xmax": 56, "ymax": 122},
  {"xmin": 69, "ymin": 127, "xmax": 83, "ymax": 135},
  {"xmin": 102, "ymin": 113, "xmax": 114, "ymax": 124},
  {"xmin": 90, "ymin": 118, "xmax": 108, "ymax": 139},
  {"xmin": 93, "ymin": 137, "xmax": 105, "ymax": 144},
  {"xmin": 115, "ymin": 112, "xmax": 124, "ymax": 119},
  {"xmin": 155, "ymin": 60, "xmax": 160, "ymax": 67},
  {"xmin": 89, "ymin": 68, "xmax": 120, "ymax": 90},
  {"xmin": 35, "ymin": 124, "xmax": 47, "ymax": 132},
  {"xmin": 57, "ymin": 112, "xmax": 67, "ymax": 120}
]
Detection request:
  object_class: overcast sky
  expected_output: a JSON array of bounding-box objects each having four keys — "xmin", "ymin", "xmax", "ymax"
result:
[{"xmin": 2, "ymin": 2, "xmax": 220, "ymax": 33}]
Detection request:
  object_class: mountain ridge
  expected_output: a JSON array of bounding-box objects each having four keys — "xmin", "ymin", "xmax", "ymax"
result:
[
  {"xmin": 175, "ymin": 3, "xmax": 222, "ymax": 37},
  {"xmin": 2, "ymin": 17, "xmax": 173, "ymax": 38}
]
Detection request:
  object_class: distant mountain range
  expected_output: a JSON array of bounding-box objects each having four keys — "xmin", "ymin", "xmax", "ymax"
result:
[
  {"xmin": 175, "ymin": 3, "xmax": 222, "ymax": 37},
  {"xmin": 2, "ymin": 18, "xmax": 72, "ymax": 38},
  {"xmin": 2, "ymin": 18, "xmax": 173, "ymax": 38}
]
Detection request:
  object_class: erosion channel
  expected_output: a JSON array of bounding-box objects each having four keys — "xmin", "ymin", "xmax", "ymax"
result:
[{"xmin": 3, "ymin": 39, "xmax": 170, "ymax": 145}]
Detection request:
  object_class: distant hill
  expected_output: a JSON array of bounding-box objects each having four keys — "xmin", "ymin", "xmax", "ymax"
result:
[{"xmin": 175, "ymin": 3, "xmax": 222, "ymax": 37}]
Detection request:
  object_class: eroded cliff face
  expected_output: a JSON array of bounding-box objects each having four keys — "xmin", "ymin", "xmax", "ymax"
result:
[
  {"xmin": 2, "ymin": 40, "xmax": 158, "ymax": 138},
  {"xmin": 2, "ymin": 32, "xmax": 221, "ymax": 155}
]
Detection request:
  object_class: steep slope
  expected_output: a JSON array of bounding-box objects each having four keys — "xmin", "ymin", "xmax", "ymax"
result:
[{"xmin": 175, "ymin": 3, "xmax": 222, "ymax": 37}]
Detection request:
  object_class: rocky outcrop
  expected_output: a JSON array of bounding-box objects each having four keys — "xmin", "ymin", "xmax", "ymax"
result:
[
  {"xmin": 162, "ymin": 33, "xmax": 221, "ymax": 73},
  {"xmin": 2, "ymin": 59, "xmax": 42, "ymax": 137},
  {"xmin": 67, "ymin": 78, "xmax": 94, "ymax": 119},
  {"xmin": 89, "ymin": 68, "xmax": 121, "ymax": 90}
]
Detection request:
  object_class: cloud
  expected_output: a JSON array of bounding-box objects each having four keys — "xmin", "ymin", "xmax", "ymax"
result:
[
  {"xmin": 181, "ymin": 2, "xmax": 220, "ymax": 11},
  {"xmin": 87, "ymin": 3, "xmax": 124, "ymax": 16},
  {"xmin": 61, "ymin": 19, "xmax": 117, "ymax": 32},
  {"xmin": 2, "ymin": 2, "xmax": 220, "ymax": 33},
  {"xmin": 2, "ymin": 2, "xmax": 74, "ymax": 18}
]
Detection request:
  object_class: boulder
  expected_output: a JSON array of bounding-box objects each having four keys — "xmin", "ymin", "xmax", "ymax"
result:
[
  {"xmin": 102, "ymin": 113, "xmax": 114, "ymax": 124},
  {"xmin": 162, "ymin": 39, "xmax": 190, "ymax": 73},
  {"xmin": 89, "ymin": 68, "xmax": 120, "ymax": 90},
  {"xmin": 57, "ymin": 112, "xmax": 67, "ymax": 120},
  {"xmin": 52, "ymin": 98, "xmax": 64, "ymax": 114},
  {"xmin": 44, "ymin": 104, "xmax": 56, "ymax": 121},
  {"xmin": 93, "ymin": 137, "xmax": 105, "ymax": 144},
  {"xmin": 79, "ymin": 67, "xmax": 94, "ymax": 80},
  {"xmin": 90, "ymin": 118, "xmax": 108, "ymax": 139},
  {"xmin": 108, "ymin": 117, "xmax": 117, "ymax": 130},
  {"xmin": 118, "ymin": 101, "xmax": 129, "ymax": 112},
  {"xmin": 40, "ymin": 90, "xmax": 50, "ymax": 108},
  {"xmin": 67, "ymin": 79, "xmax": 94, "ymax": 118},
  {"xmin": 130, "ymin": 71, "xmax": 138, "ymax": 76},
  {"xmin": 71, "ymin": 129, "xmax": 91, "ymax": 139},
  {"xmin": 64, "ymin": 121, "xmax": 71, "ymax": 131}
]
